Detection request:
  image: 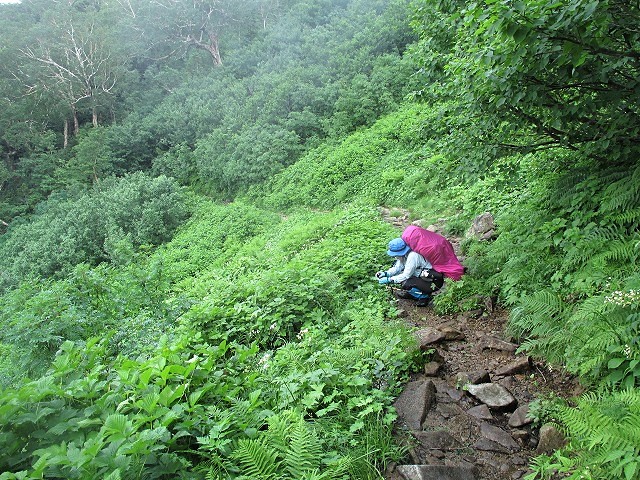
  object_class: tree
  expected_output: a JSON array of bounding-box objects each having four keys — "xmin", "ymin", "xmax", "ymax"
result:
[
  {"xmin": 133, "ymin": 0, "xmax": 266, "ymax": 67},
  {"xmin": 412, "ymin": 0, "xmax": 640, "ymax": 168},
  {"xmin": 20, "ymin": 21, "xmax": 123, "ymax": 145}
]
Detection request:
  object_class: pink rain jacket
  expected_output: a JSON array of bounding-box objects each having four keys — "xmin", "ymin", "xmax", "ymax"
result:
[{"xmin": 401, "ymin": 225, "xmax": 465, "ymax": 281}]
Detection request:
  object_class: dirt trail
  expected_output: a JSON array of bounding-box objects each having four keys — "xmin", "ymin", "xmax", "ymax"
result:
[{"xmin": 379, "ymin": 208, "xmax": 579, "ymax": 480}]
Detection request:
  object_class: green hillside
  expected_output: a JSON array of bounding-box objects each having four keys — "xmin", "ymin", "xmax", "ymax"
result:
[{"xmin": 0, "ymin": 0, "xmax": 639, "ymax": 478}]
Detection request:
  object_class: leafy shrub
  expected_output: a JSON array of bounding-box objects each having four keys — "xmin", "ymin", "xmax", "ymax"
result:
[{"xmin": 0, "ymin": 173, "xmax": 189, "ymax": 290}]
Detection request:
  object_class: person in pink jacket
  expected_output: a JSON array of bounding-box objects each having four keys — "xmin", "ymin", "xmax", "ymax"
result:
[{"xmin": 376, "ymin": 237, "xmax": 444, "ymax": 307}]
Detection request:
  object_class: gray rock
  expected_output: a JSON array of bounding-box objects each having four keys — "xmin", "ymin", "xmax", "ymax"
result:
[
  {"xmin": 479, "ymin": 336, "xmax": 518, "ymax": 352},
  {"xmin": 434, "ymin": 381, "xmax": 465, "ymax": 402},
  {"xmin": 466, "ymin": 404, "xmax": 493, "ymax": 421},
  {"xmin": 512, "ymin": 429, "xmax": 530, "ymax": 442},
  {"xmin": 495, "ymin": 357, "xmax": 531, "ymax": 376},
  {"xmin": 467, "ymin": 212, "xmax": 495, "ymax": 239},
  {"xmin": 456, "ymin": 370, "xmax": 491, "ymax": 386},
  {"xmin": 440, "ymin": 325, "xmax": 466, "ymax": 341},
  {"xmin": 394, "ymin": 380, "xmax": 437, "ymax": 430},
  {"xmin": 465, "ymin": 383, "xmax": 518, "ymax": 410},
  {"xmin": 536, "ymin": 424, "xmax": 566, "ymax": 455},
  {"xmin": 415, "ymin": 327, "xmax": 446, "ymax": 349},
  {"xmin": 412, "ymin": 430, "xmax": 462, "ymax": 450},
  {"xmin": 508, "ymin": 404, "xmax": 533, "ymax": 428},
  {"xmin": 424, "ymin": 361, "xmax": 442, "ymax": 377},
  {"xmin": 397, "ymin": 465, "xmax": 478, "ymax": 480},
  {"xmin": 473, "ymin": 437, "xmax": 512, "ymax": 454},
  {"xmin": 479, "ymin": 422, "xmax": 520, "ymax": 451}
]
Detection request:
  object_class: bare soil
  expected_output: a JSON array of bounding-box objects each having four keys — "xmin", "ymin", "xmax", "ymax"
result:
[{"xmin": 385, "ymin": 298, "xmax": 581, "ymax": 479}]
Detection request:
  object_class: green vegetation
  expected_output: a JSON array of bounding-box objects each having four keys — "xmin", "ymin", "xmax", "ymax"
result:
[{"xmin": 0, "ymin": 0, "xmax": 638, "ymax": 478}]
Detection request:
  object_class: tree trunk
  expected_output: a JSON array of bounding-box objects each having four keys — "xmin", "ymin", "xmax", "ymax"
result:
[
  {"xmin": 92, "ymin": 107, "xmax": 98, "ymax": 127},
  {"xmin": 73, "ymin": 106, "xmax": 79, "ymax": 135},
  {"xmin": 209, "ymin": 32, "xmax": 222, "ymax": 66},
  {"xmin": 189, "ymin": 32, "xmax": 223, "ymax": 66},
  {"xmin": 64, "ymin": 118, "xmax": 69, "ymax": 149}
]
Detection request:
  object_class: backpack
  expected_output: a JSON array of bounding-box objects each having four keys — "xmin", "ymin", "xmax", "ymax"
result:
[{"xmin": 401, "ymin": 225, "xmax": 465, "ymax": 281}]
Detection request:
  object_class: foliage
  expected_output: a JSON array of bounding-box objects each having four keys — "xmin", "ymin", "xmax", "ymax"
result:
[
  {"xmin": 526, "ymin": 389, "xmax": 640, "ymax": 480},
  {"xmin": 411, "ymin": 0, "xmax": 640, "ymax": 170},
  {"xmin": 0, "ymin": 335, "xmax": 268, "ymax": 479},
  {"xmin": 0, "ymin": 173, "xmax": 189, "ymax": 290},
  {"xmin": 0, "ymin": 201, "xmax": 417, "ymax": 478}
]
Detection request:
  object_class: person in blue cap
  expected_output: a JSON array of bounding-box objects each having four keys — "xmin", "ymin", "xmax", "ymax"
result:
[{"xmin": 376, "ymin": 237, "xmax": 444, "ymax": 307}]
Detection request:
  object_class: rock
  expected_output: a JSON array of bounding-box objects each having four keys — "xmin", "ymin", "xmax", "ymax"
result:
[
  {"xmin": 414, "ymin": 327, "xmax": 446, "ymax": 349},
  {"xmin": 394, "ymin": 380, "xmax": 437, "ymax": 430},
  {"xmin": 467, "ymin": 212, "xmax": 496, "ymax": 240},
  {"xmin": 424, "ymin": 361, "xmax": 442, "ymax": 377},
  {"xmin": 455, "ymin": 370, "xmax": 491, "ymax": 386},
  {"xmin": 508, "ymin": 404, "xmax": 533, "ymax": 428},
  {"xmin": 397, "ymin": 465, "xmax": 478, "ymax": 480},
  {"xmin": 483, "ymin": 296, "xmax": 496, "ymax": 313},
  {"xmin": 431, "ymin": 450, "xmax": 446, "ymax": 459},
  {"xmin": 473, "ymin": 437, "xmax": 512, "ymax": 454},
  {"xmin": 480, "ymin": 229, "xmax": 496, "ymax": 241},
  {"xmin": 536, "ymin": 424, "xmax": 566, "ymax": 455},
  {"xmin": 512, "ymin": 429, "xmax": 530, "ymax": 442},
  {"xmin": 412, "ymin": 430, "xmax": 462, "ymax": 450},
  {"xmin": 434, "ymin": 381, "xmax": 465, "ymax": 402},
  {"xmin": 466, "ymin": 404, "xmax": 493, "ymax": 421},
  {"xmin": 495, "ymin": 357, "xmax": 531, "ymax": 376},
  {"xmin": 440, "ymin": 326, "xmax": 465, "ymax": 341},
  {"xmin": 479, "ymin": 422, "xmax": 520, "ymax": 451},
  {"xmin": 479, "ymin": 336, "xmax": 518, "ymax": 352},
  {"xmin": 436, "ymin": 402, "xmax": 464, "ymax": 419},
  {"xmin": 465, "ymin": 383, "xmax": 517, "ymax": 411}
]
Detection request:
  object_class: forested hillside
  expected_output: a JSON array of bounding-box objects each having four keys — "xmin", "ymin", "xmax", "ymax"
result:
[{"xmin": 0, "ymin": 0, "xmax": 638, "ymax": 479}]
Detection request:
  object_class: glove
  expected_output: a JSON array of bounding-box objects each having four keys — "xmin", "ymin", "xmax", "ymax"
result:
[
  {"xmin": 375, "ymin": 271, "xmax": 387, "ymax": 279},
  {"xmin": 378, "ymin": 277, "xmax": 391, "ymax": 285}
]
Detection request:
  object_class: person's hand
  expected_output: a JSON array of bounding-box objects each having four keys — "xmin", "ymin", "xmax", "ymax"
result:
[
  {"xmin": 375, "ymin": 271, "xmax": 387, "ymax": 279},
  {"xmin": 378, "ymin": 277, "xmax": 391, "ymax": 285}
]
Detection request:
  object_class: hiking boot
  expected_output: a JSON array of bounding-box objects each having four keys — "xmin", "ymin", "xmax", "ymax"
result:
[
  {"xmin": 394, "ymin": 289, "xmax": 412, "ymax": 299},
  {"xmin": 416, "ymin": 296, "xmax": 432, "ymax": 307}
]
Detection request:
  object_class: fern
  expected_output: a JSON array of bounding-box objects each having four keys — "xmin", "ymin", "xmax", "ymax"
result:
[
  {"xmin": 231, "ymin": 411, "xmax": 351, "ymax": 480},
  {"xmin": 233, "ymin": 438, "xmax": 281, "ymax": 480},
  {"xmin": 509, "ymin": 290, "xmax": 568, "ymax": 362},
  {"xmin": 558, "ymin": 389, "xmax": 640, "ymax": 478},
  {"xmin": 600, "ymin": 164, "xmax": 640, "ymax": 213},
  {"xmin": 283, "ymin": 419, "xmax": 323, "ymax": 478},
  {"xmin": 564, "ymin": 297, "xmax": 633, "ymax": 382}
]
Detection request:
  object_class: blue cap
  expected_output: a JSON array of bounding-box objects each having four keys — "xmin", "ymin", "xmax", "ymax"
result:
[{"xmin": 387, "ymin": 238, "xmax": 410, "ymax": 257}]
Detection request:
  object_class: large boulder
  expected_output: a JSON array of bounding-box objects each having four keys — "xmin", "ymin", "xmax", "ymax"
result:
[{"xmin": 467, "ymin": 212, "xmax": 497, "ymax": 241}]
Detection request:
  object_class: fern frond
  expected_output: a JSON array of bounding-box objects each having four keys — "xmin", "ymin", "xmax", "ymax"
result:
[
  {"xmin": 597, "ymin": 237, "xmax": 639, "ymax": 265},
  {"xmin": 611, "ymin": 207, "xmax": 640, "ymax": 228},
  {"xmin": 600, "ymin": 164, "xmax": 640, "ymax": 213},
  {"xmin": 233, "ymin": 438, "xmax": 281, "ymax": 480},
  {"xmin": 283, "ymin": 418, "xmax": 322, "ymax": 478}
]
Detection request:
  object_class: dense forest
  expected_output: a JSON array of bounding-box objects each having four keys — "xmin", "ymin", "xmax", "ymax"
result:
[{"xmin": 0, "ymin": 0, "xmax": 638, "ymax": 478}]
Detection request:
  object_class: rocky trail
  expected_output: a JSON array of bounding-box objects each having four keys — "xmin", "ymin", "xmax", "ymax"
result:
[{"xmin": 379, "ymin": 208, "xmax": 580, "ymax": 480}]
